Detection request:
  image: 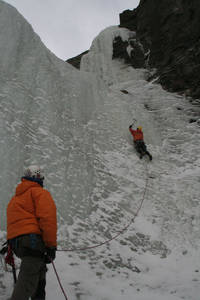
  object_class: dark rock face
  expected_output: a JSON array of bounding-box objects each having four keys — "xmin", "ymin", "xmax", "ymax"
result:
[
  {"xmin": 113, "ymin": 36, "xmax": 130, "ymax": 63},
  {"xmin": 119, "ymin": 0, "xmax": 200, "ymax": 99},
  {"xmin": 67, "ymin": 50, "xmax": 89, "ymax": 69},
  {"xmin": 112, "ymin": 36, "xmax": 145, "ymax": 68}
]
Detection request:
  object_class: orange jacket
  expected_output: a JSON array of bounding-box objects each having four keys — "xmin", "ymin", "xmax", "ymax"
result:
[
  {"xmin": 7, "ymin": 179, "xmax": 57, "ymax": 247},
  {"xmin": 129, "ymin": 127, "xmax": 144, "ymax": 141}
]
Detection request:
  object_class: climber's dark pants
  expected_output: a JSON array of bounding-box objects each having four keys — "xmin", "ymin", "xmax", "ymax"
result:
[
  {"xmin": 134, "ymin": 140, "xmax": 146, "ymax": 153},
  {"xmin": 134, "ymin": 140, "xmax": 151, "ymax": 156},
  {"xmin": 9, "ymin": 234, "xmax": 47, "ymax": 300}
]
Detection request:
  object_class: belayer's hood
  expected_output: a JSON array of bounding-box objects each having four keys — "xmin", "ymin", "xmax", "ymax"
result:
[{"xmin": 15, "ymin": 178, "xmax": 41, "ymax": 196}]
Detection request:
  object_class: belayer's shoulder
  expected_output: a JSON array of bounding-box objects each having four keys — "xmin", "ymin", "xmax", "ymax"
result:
[{"xmin": 31, "ymin": 186, "xmax": 49, "ymax": 195}]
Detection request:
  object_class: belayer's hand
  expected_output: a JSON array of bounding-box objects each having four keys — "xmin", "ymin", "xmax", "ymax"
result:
[
  {"xmin": 0, "ymin": 245, "xmax": 8, "ymax": 255},
  {"xmin": 44, "ymin": 247, "xmax": 56, "ymax": 264},
  {"xmin": 129, "ymin": 124, "xmax": 132, "ymax": 128}
]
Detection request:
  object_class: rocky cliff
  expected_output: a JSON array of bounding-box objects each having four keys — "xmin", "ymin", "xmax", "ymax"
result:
[
  {"xmin": 67, "ymin": 50, "xmax": 89, "ymax": 69},
  {"xmin": 119, "ymin": 0, "xmax": 200, "ymax": 99},
  {"xmin": 67, "ymin": 0, "xmax": 200, "ymax": 101}
]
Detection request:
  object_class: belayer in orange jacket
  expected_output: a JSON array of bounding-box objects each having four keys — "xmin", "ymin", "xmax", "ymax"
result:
[
  {"xmin": 129, "ymin": 125, "xmax": 152, "ymax": 160},
  {"xmin": 7, "ymin": 165, "xmax": 57, "ymax": 300}
]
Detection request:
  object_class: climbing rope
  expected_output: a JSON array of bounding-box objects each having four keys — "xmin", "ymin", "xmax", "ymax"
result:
[
  {"xmin": 4, "ymin": 244, "xmax": 17, "ymax": 284},
  {"xmin": 58, "ymin": 161, "xmax": 150, "ymax": 252},
  {"xmin": 52, "ymin": 161, "xmax": 150, "ymax": 300},
  {"xmin": 51, "ymin": 260, "xmax": 69, "ymax": 300}
]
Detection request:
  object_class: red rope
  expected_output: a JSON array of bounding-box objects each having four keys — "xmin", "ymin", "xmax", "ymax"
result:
[
  {"xmin": 5, "ymin": 245, "xmax": 15, "ymax": 266},
  {"xmin": 51, "ymin": 260, "xmax": 69, "ymax": 300},
  {"xmin": 5, "ymin": 245, "xmax": 17, "ymax": 284}
]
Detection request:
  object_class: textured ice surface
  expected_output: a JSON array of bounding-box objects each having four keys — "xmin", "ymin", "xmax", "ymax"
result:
[{"xmin": 0, "ymin": 2, "xmax": 200, "ymax": 300}]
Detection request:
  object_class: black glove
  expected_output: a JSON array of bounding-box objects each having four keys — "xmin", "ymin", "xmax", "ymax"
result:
[
  {"xmin": 0, "ymin": 242, "xmax": 8, "ymax": 255},
  {"xmin": 0, "ymin": 245, "xmax": 8, "ymax": 255},
  {"xmin": 129, "ymin": 124, "xmax": 132, "ymax": 128},
  {"xmin": 44, "ymin": 247, "xmax": 56, "ymax": 264}
]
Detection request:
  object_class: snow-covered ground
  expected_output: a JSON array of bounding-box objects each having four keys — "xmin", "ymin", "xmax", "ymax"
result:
[{"xmin": 0, "ymin": 1, "xmax": 200, "ymax": 300}]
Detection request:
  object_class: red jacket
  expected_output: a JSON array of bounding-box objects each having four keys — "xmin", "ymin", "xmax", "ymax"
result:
[
  {"xmin": 129, "ymin": 127, "xmax": 144, "ymax": 141},
  {"xmin": 7, "ymin": 179, "xmax": 57, "ymax": 247}
]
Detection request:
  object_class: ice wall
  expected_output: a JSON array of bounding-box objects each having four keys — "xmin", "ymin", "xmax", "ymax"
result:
[
  {"xmin": 1, "ymin": 1, "xmax": 199, "ymax": 257},
  {"xmin": 81, "ymin": 26, "xmax": 146, "ymax": 85},
  {"xmin": 0, "ymin": 1, "xmax": 106, "ymax": 229}
]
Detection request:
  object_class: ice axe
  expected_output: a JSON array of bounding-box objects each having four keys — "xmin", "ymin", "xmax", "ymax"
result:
[{"xmin": 130, "ymin": 118, "xmax": 137, "ymax": 127}]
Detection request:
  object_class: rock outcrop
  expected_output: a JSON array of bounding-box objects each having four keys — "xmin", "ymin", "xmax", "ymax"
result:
[
  {"xmin": 67, "ymin": 50, "xmax": 89, "ymax": 69},
  {"xmin": 67, "ymin": 0, "xmax": 200, "ymax": 100},
  {"xmin": 119, "ymin": 0, "xmax": 200, "ymax": 99},
  {"xmin": 112, "ymin": 35, "xmax": 145, "ymax": 69}
]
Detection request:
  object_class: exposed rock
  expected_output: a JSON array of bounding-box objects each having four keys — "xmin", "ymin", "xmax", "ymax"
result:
[
  {"xmin": 112, "ymin": 36, "xmax": 129, "ymax": 63},
  {"xmin": 120, "ymin": 89, "xmax": 129, "ymax": 94},
  {"xmin": 67, "ymin": 50, "xmax": 89, "ymax": 69},
  {"xmin": 112, "ymin": 35, "xmax": 145, "ymax": 68},
  {"xmin": 119, "ymin": 0, "xmax": 200, "ymax": 99}
]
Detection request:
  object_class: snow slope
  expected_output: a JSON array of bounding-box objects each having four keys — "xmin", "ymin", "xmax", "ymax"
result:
[{"xmin": 0, "ymin": 2, "xmax": 200, "ymax": 300}]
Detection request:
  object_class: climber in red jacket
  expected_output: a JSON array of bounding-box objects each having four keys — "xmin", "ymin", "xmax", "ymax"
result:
[{"xmin": 129, "ymin": 125, "xmax": 152, "ymax": 160}]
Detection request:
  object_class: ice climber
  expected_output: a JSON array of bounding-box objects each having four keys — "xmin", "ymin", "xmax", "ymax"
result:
[
  {"xmin": 129, "ymin": 124, "xmax": 152, "ymax": 160},
  {"xmin": 7, "ymin": 165, "xmax": 57, "ymax": 300}
]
